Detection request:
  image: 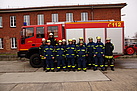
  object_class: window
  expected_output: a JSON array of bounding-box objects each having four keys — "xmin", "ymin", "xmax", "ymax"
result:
[
  {"xmin": 0, "ymin": 17, "xmax": 2, "ymax": 27},
  {"xmin": 10, "ymin": 16, "xmax": 16, "ymax": 27},
  {"xmin": 52, "ymin": 14, "xmax": 58, "ymax": 22},
  {"xmin": 0, "ymin": 38, "xmax": 3, "ymax": 49},
  {"xmin": 81, "ymin": 12, "xmax": 88, "ymax": 21},
  {"xmin": 36, "ymin": 27, "xmax": 45, "ymax": 38},
  {"xmin": 48, "ymin": 26, "xmax": 58, "ymax": 37},
  {"xmin": 24, "ymin": 15, "xmax": 30, "ymax": 26},
  {"xmin": 11, "ymin": 38, "xmax": 17, "ymax": 49},
  {"xmin": 37, "ymin": 14, "xmax": 44, "ymax": 25},
  {"xmin": 66, "ymin": 13, "xmax": 73, "ymax": 22},
  {"xmin": 25, "ymin": 28, "xmax": 34, "ymax": 38}
]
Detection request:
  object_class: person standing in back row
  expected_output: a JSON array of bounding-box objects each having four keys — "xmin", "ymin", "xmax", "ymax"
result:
[
  {"xmin": 39, "ymin": 38, "xmax": 46, "ymax": 71},
  {"xmin": 48, "ymin": 33, "xmax": 57, "ymax": 46},
  {"xmin": 76, "ymin": 37, "xmax": 86, "ymax": 47},
  {"xmin": 104, "ymin": 38, "xmax": 115, "ymax": 71}
]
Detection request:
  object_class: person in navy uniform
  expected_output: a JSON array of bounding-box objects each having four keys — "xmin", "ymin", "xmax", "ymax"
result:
[
  {"xmin": 66, "ymin": 39, "xmax": 76, "ymax": 71},
  {"xmin": 44, "ymin": 40, "xmax": 55, "ymax": 72},
  {"xmin": 55, "ymin": 40, "xmax": 66, "ymax": 72},
  {"xmin": 104, "ymin": 38, "xmax": 115, "ymax": 71},
  {"xmin": 48, "ymin": 33, "xmax": 57, "ymax": 46},
  {"xmin": 72, "ymin": 38, "xmax": 77, "ymax": 46},
  {"xmin": 76, "ymin": 37, "xmax": 86, "ymax": 47},
  {"xmin": 62, "ymin": 39, "xmax": 67, "ymax": 48},
  {"xmin": 76, "ymin": 41, "xmax": 87, "ymax": 72},
  {"xmin": 39, "ymin": 38, "xmax": 46, "ymax": 71},
  {"xmin": 86, "ymin": 37, "xmax": 95, "ymax": 69},
  {"xmin": 94, "ymin": 36, "xmax": 105, "ymax": 71}
]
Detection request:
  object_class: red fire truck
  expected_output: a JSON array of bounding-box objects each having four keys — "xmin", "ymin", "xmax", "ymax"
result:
[{"xmin": 18, "ymin": 21, "xmax": 124, "ymax": 68}]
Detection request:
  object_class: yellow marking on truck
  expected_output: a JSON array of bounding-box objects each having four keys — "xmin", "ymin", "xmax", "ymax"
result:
[
  {"xmin": 19, "ymin": 49, "xmax": 28, "ymax": 51},
  {"xmin": 65, "ymin": 21, "xmax": 124, "ymax": 24},
  {"xmin": 28, "ymin": 41, "xmax": 32, "ymax": 43}
]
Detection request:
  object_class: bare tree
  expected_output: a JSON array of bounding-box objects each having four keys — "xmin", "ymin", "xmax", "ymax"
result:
[{"xmin": 132, "ymin": 32, "xmax": 137, "ymax": 38}]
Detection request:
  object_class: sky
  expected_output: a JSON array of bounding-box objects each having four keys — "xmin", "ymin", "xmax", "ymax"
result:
[{"xmin": 0, "ymin": 0, "xmax": 137, "ymax": 38}]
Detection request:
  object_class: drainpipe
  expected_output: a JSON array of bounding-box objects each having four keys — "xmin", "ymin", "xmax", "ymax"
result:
[{"xmin": 91, "ymin": 6, "xmax": 94, "ymax": 20}]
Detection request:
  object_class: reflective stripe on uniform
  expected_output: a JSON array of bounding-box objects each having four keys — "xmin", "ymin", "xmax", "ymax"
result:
[
  {"xmin": 83, "ymin": 68, "xmax": 87, "ymax": 70},
  {"xmin": 95, "ymin": 65, "xmax": 98, "ymax": 67},
  {"xmin": 110, "ymin": 65, "xmax": 114, "ymax": 67},
  {"xmin": 46, "ymin": 68, "xmax": 50, "ymax": 70},
  {"xmin": 51, "ymin": 68, "xmax": 54, "ymax": 70},
  {"xmin": 105, "ymin": 56, "xmax": 113, "ymax": 59},
  {"xmin": 88, "ymin": 64, "xmax": 91, "ymax": 66},
  {"xmin": 78, "ymin": 68, "xmax": 81, "ymax": 70},
  {"xmin": 57, "ymin": 67, "xmax": 61, "ymax": 69},
  {"xmin": 105, "ymin": 65, "xmax": 108, "ymax": 67},
  {"xmin": 100, "ymin": 65, "xmax": 104, "ymax": 67},
  {"xmin": 72, "ymin": 66, "xmax": 75, "ymax": 68}
]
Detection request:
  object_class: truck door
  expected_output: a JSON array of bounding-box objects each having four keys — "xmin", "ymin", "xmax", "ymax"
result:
[
  {"xmin": 85, "ymin": 28, "xmax": 105, "ymax": 43},
  {"xmin": 20, "ymin": 27, "xmax": 35, "ymax": 50},
  {"xmin": 106, "ymin": 28, "xmax": 124, "ymax": 54},
  {"xmin": 66, "ymin": 28, "xmax": 84, "ymax": 43}
]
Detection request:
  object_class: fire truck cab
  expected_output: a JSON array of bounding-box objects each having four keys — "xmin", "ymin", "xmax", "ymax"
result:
[{"xmin": 18, "ymin": 21, "xmax": 124, "ymax": 68}]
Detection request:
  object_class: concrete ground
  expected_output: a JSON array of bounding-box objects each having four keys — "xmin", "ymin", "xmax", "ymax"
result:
[{"xmin": 0, "ymin": 58, "xmax": 137, "ymax": 91}]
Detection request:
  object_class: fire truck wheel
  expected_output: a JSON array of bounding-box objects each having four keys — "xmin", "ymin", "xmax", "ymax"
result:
[
  {"xmin": 30, "ymin": 54, "xmax": 42, "ymax": 68},
  {"xmin": 126, "ymin": 47, "xmax": 135, "ymax": 55}
]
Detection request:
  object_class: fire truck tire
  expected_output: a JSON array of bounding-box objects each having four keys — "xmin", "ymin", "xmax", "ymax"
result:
[
  {"xmin": 126, "ymin": 47, "xmax": 135, "ymax": 55},
  {"xmin": 30, "ymin": 54, "xmax": 42, "ymax": 68}
]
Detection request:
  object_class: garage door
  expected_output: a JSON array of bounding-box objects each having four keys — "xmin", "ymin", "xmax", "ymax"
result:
[
  {"xmin": 85, "ymin": 28, "xmax": 105, "ymax": 43},
  {"xmin": 66, "ymin": 28, "xmax": 84, "ymax": 44}
]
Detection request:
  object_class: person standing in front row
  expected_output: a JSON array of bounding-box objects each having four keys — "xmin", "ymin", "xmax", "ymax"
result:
[
  {"xmin": 66, "ymin": 39, "xmax": 76, "ymax": 71},
  {"xmin": 94, "ymin": 36, "xmax": 105, "ymax": 71},
  {"xmin": 86, "ymin": 37, "xmax": 95, "ymax": 69},
  {"xmin": 55, "ymin": 40, "xmax": 66, "ymax": 72},
  {"xmin": 104, "ymin": 38, "xmax": 115, "ymax": 71},
  {"xmin": 76, "ymin": 41, "xmax": 87, "ymax": 72},
  {"xmin": 44, "ymin": 40, "xmax": 55, "ymax": 72}
]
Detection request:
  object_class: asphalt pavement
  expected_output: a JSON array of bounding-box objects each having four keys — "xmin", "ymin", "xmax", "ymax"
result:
[{"xmin": 0, "ymin": 58, "xmax": 137, "ymax": 91}]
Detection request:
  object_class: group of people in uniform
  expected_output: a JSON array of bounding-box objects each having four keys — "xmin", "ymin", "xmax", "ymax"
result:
[{"xmin": 39, "ymin": 33, "xmax": 115, "ymax": 72}]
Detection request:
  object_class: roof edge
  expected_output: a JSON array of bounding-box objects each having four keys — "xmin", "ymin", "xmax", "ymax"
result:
[{"xmin": 0, "ymin": 3, "xmax": 127, "ymax": 13}]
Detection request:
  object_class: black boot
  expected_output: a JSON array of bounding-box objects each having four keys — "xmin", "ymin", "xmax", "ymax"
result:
[
  {"xmin": 73, "ymin": 69, "xmax": 75, "ymax": 72},
  {"xmin": 101, "ymin": 68, "xmax": 105, "ymax": 71},
  {"xmin": 63, "ymin": 69, "xmax": 67, "ymax": 72},
  {"xmin": 56, "ymin": 69, "xmax": 60, "ymax": 72},
  {"xmin": 111, "ymin": 67, "xmax": 114, "ymax": 71},
  {"xmin": 105, "ymin": 67, "xmax": 107, "ymax": 71},
  {"xmin": 46, "ymin": 70, "xmax": 50, "ymax": 72},
  {"xmin": 93, "ymin": 68, "xmax": 97, "ymax": 71},
  {"xmin": 68, "ymin": 68, "xmax": 71, "ymax": 72}
]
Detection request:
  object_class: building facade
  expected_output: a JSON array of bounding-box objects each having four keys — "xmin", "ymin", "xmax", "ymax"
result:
[{"xmin": 0, "ymin": 3, "xmax": 126, "ymax": 54}]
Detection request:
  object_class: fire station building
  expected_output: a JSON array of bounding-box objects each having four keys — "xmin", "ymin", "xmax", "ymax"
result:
[{"xmin": 0, "ymin": 3, "xmax": 126, "ymax": 54}]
